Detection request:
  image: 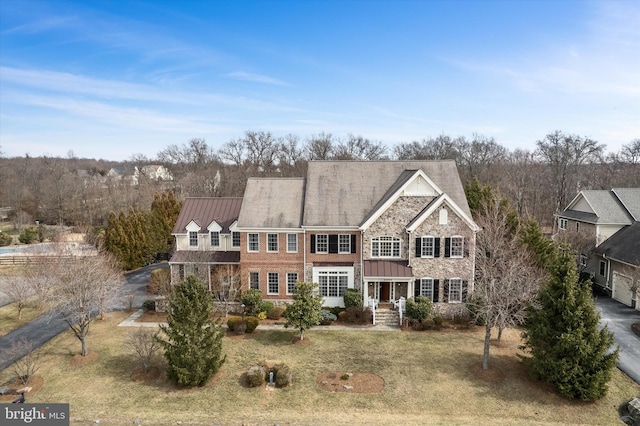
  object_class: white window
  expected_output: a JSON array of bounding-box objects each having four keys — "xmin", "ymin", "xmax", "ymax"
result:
[
  {"xmin": 287, "ymin": 272, "xmax": 298, "ymax": 294},
  {"xmin": 210, "ymin": 231, "xmax": 220, "ymax": 247},
  {"xmin": 287, "ymin": 234, "xmax": 297, "ymax": 252},
  {"xmin": 268, "ymin": 272, "xmax": 279, "ymax": 294},
  {"xmin": 316, "ymin": 234, "xmax": 328, "ymax": 253},
  {"xmin": 599, "ymin": 260, "xmax": 607, "ymax": 277},
  {"xmin": 421, "ymin": 236, "xmax": 435, "ymax": 258},
  {"xmin": 450, "ymin": 236, "xmax": 463, "ymax": 258},
  {"xmin": 189, "ymin": 231, "xmax": 198, "ymax": 247},
  {"xmin": 232, "ymin": 231, "xmax": 240, "ymax": 247},
  {"xmin": 559, "ymin": 218, "xmax": 568, "ymax": 230},
  {"xmin": 248, "ymin": 233, "xmax": 259, "ymax": 252},
  {"xmin": 249, "ymin": 272, "xmax": 259, "ymax": 289},
  {"xmin": 267, "ymin": 233, "xmax": 278, "ymax": 252},
  {"xmin": 420, "ymin": 278, "xmax": 434, "ymax": 301},
  {"xmin": 371, "ymin": 236, "xmax": 401, "ymax": 258},
  {"xmin": 449, "ymin": 279, "xmax": 462, "ymax": 303},
  {"xmin": 579, "ymin": 254, "xmax": 587, "ymax": 267},
  {"xmin": 439, "ymin": 208, "xmax": 448, "ymax": 225},
  {"xmin": 338, "ymin": 234, "xmax": 351, "ymax": 253},
  {"xmin": 318, "ymin": 271, "xmax": 348, "ymax": 297}
]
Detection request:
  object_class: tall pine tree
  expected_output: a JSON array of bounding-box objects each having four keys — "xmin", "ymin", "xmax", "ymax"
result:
[
  {"xmin": 522, "ymin": 253, "xmax": 618, "ymax": 400},
  {"xmin": 158, "ymin": 276, "xmax": 226, "ymax": 386}
]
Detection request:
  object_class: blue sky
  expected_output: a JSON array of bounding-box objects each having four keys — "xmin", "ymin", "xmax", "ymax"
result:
[{"xmin": 1, "ymin": 0, "xmax": 638, "ymax": 161}]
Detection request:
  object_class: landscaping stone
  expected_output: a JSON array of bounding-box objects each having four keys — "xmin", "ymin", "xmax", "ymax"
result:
[
  {"xmin": 16, "ymin": 386, "xmax": 32, "ymax": 394},
  {"xmin": 343, "ymin": 385, "xmax": 353, "ymax": 391},
  {"xmin": 0, "ymin": 386, "xmax": 10, "ymax": 395},
  {"xmin": 628, "ymin": 398, "xmax": 640, "ymax": 419}
]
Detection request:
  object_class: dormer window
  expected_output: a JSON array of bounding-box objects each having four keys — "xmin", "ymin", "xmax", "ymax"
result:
[
  {"xmin": 210, "ymin": 231, "xmax": 220, "ymax": 247},
  {"xmin": 371, "ymin": 236, "xmax": 401, "ymax": 258},
  {"xmin": 189, "ymin": 231, "xmax": 198, "ymax": 247}
]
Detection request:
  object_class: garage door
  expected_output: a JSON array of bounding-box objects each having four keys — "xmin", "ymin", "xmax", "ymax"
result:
[{"xmin": 612, "ymin": 272, "xmax": 634, "ymax": 307}]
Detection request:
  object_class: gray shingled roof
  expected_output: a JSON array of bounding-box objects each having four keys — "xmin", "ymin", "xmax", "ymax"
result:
[
  {"xmin": 238, "ymin": 178, "xmax": 305, "ymax": 229},
  {"xmin": 593, "ymin": 222, "xmax": 640, "ymax": 266},
  {"xmin": 172, "ymin": 197, "xmax": 243, "ymax": 234},
  {"xmin": 612, "ymin": 188, "xmax": 640, "ymax": 221},
  {"xmin": 568, "ymin": 190, "xmax": 634, "ymax": 225},
  {"xmin": 303, "ymin": 161, "xmax": 470, "ymax": 227}
]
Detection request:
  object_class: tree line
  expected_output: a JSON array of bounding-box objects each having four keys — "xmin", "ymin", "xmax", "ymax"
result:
[{"xmin": 1, "ymin": 131, "xmax": 638, "ymax": 231}]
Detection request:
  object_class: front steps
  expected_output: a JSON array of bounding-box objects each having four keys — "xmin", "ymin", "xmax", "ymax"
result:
[{"xmin": 374, "ymin": 308, "xmax": 400, "ymax": 327}]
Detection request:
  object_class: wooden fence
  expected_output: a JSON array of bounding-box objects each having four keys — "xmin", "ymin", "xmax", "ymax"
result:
[{"xmin": 0, "ymin": 255, "xmax": 79, "ymax": 266}]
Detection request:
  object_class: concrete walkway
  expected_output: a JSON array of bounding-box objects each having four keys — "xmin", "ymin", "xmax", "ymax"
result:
[
  {"xmin": 595, "ymin": 296, "xmax": 640, "ymax": 384},
  {"xmin": 118, "ymin": 309, "xmax": 401, "ymax": 332}
]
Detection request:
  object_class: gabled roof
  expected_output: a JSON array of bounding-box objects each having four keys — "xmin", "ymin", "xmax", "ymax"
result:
[
  {"xmin": 612, "ymin": 188, "xmax": 640, "ymax": 221},
  {"xmin": 172, "ymin": 198, "xmax": 243, "ymax": 234},
  {"xmin": 593, "ymin": 222, "xmax": 640, "ymax": 266},
  {"xmin": 559, "ymin": 190, "xmax": 635, "ymax": 225},
  {"xmin": 237, "ymin": 178, "xmax": 305, "ymax": 229},
  {"xmin": 303, "ymin": 161, "xmax": 470, "ymax": 227},
  {"xmin": 406, "ymin": 193, "xmax": 480, "ymax": 232}
]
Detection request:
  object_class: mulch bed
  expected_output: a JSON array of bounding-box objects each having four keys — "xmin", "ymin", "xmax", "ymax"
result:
[
  {"xmin": 0, "ymin": 375, "xmax": 44, "ymax": 402},
  {"xmin": 316, "ymin": 371, "xmax": 384, "ymax": 393},
  {"xmin": 69, "ymin": 351, "xmax": 99, "ymax": 367}
]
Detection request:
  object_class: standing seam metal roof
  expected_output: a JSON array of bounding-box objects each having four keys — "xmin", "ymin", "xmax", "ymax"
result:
[{"xmin": 172, "ymin": 197, "xmax": 243, "ymax": 234}]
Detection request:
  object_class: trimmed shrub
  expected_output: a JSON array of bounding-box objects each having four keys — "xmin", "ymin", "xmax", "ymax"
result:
[
  {"xmin": 329, "ymin": 306, "xmax": 343, "ymax": 317},
  {"xmin": 405, "ymin": 296, "xmax": 433, "ymax": 322},
  {"xmin": 272, "ymin": 363, "xmax": 292, "ymax": 388},
  {"xmin": 343, "ymin": 288, "xmax": 363, "ymax": 308},
  {"xmin": 246, "ymin": 365, "xmax": 266, "ymax": 387},
  {"xmin": 142, "ymin": 299, "xmax": 156, "ymax": 312},
  {"xmin": 226, "ymin": 317, "xmax": 243, "ymax": 332},
  {"xmin": 433, "ymin": 316, "xmax": 444, "ymax": 327},
  {"xmin": 0, "ymin": 232, "xmax": 12, "ymax": 247},
  {"xmin": 245, "ymin": 316, "xmax": 259, "ymax": 333},
  {"xmin": 260, "ymin": 301, "xmax": 274, "ymax": 313},
  {"xmin": 319, "ymin": 310, "xmax": 337, "ymax": 325},
  {"xmin": 267, "ymin": 306, "xmax": 285, "ymax": 320},
  {"xmin": 343, "ymin": 306, "xmax": 373, "ymax": 324},
  {"xmin": 18, "ymin": 227, "xmax": 39, "ymax": 244},
  {"xmin": 241, "ymin": 289, "xmax": 263, "ymax": 316}
]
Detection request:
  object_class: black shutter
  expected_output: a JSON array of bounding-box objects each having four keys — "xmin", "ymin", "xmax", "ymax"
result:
[
  {"xmin": 351, "ymin": 234, "xmax": 357, "ymax": 253},
  {"xmin": 462, "ymin": 280, "xmax": 468, "ymax": 302},
  {"xmin": 434, "ymin": 238, "xmax": 441, "ymax": 257},
  {"xmin": 329, "ymin": 235, "xmax": 339, "ymax": 253},
  {"xmin": 443, "ymin": 279, "xmax": 449, "ymax": 302},
  {"xmin": 444, "ymin": 238, "xmax": 451, "ymax": 258},
  {"xmin": 433, "ymin": 279, "xmax": 440, "ymax": 303},
  {"xmin": 415, "ymin": 279, "xmax": 421, "ymax": 298},
  {"xmin": 415, "ymin": 238, "xmax": 422, "ymax": 257},
  {"xmin": 310, "ymin": 234, "xmax": 316, "ymax": 253},
  {"xmin": 463, "ymin": 238, "xmax": 469, "ymax": 258}
]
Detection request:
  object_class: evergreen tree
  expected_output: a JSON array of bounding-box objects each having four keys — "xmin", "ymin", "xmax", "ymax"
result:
[
  {"xmin": 283, "ymin": 281, "xmax": 324, "ymax": 341},
  {"xmin": 150, "ymin": 191, "xmax": 182, "ymax": 257},
  {"xmin": 158, "ymin": 275, "xmax": 226, "ymax": 386},
  {"xmin": 519, "ymin": 218, "xmax": 558, "ymax": 270},
  {"xmin": 522, "ymin": 254, "xmax": 618, "ymax": 400},
  {"xmin": 464, "ymin": 177, "xmax": 493, "ymax": 214}
]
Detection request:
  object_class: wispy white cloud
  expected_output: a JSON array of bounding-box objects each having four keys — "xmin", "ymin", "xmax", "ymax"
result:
[{"xmin": 225, "ymin": 71, "xmax": 291, "ymax": 86}]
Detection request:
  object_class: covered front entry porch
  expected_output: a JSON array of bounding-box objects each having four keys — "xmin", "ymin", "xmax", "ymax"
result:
[{"xmin": 362, "ymin": 260, "xmax": 414, "ymax": 305}]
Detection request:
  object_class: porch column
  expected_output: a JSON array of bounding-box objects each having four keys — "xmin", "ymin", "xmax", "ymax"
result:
[{"xmin": 363, "ymin": 280, "xmax": 369, "ymax": 304}]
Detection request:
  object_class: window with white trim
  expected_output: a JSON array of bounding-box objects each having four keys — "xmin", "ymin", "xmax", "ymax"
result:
[
  {"xmin": 579, "ymin": 254, "xmax": 587, "ymax": 267},
  {"xmin": 450, "ymin": 236, "xmax": 463, "ymax": 258},
  {"xmin": 559, "ymin": 218, "xmax": 568, "ymax": 230},
  {"xmin": 449, "ymin": 278, "xmax": 462, "ymax": 303},
  {"xmin": 248, "ymin": 233, "xmax": 259, "ymax": 252},
  {"xmin": 287, "ymin": 234, "xmax": 297, "ymax": 252},
  {"xmin": 338, "ymin": 234, "xmax": 351, "ymax": 253},
  {"xmin": 267, "ymin": 233, "xmax": 278, "ymax": 252},
  {"xmin": 232, "ymin": 231, "xmax": 240, "ymax": 247},
  {"xmin": 210, "ymin": 231, "xmax": 219, "ymax": 247},
  {"xmin": 249, "ymin": 272, "xmax": 259, "ymax": 290},
  {"xmin": 318, "ymin": 271, "xmax": 348, "ymax": 297},
  {"xmin": 371, "ymin": 236, "xmax": 401, "ymax": 258},
  {"xmin": 287, "ymin": 272, "xmax": 298, "ymax": 294},
  {"xmin": 316, "ymin": 234, "xmax": 328, "ymax": 253},
  {"xmin": 420, "ymin": 278, "xmax": 434, "ymax": 301},
  {"xmin": 599, "ymin": 260, "xmax": 607, "ymax": 277},
  {"xmin": 421, "ymin": 236, "xmax": 435, "ymax": 258},
  {"xmin": 189, "ymin": 231, "xmax": 198, "ymax": 247},
  {"xmin": 268, "ymin": 272, "xmax": 279, "ymax": 294}
]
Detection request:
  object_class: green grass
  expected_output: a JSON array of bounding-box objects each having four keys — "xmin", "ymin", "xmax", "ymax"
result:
[{"xmin": 1, "ymin": 311, "xmax": 637, "ymax": 425}]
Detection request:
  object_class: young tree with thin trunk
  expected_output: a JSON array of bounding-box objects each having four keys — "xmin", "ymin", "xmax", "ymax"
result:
[
  {"xmin": 4, "ymin": 277, "xmax": 34, "ymax": 320},
  {"xmin": 469, "ymin": 195, "xmax": 546, "ymax": 370},
  {"xmin": 211, "ymin": 264, "xmax": 240, "ymax": 317},
  {"xmin": 126, "ymin": 327, "xmax": 162, "ymax": 373},
  {"xmin": 283, "ymin": 281, "xmax": 323, "ymax": 341}
]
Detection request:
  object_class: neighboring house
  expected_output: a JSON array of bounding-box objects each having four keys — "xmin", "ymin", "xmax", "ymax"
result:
[
  {"xmin": 555, "ymin": 188, "xmax": 640, "ymax": 289},
  {"xmin": 593, "ymin": 222, "xmax": 640, "ymax": 310},
  {"xmin": 140, "ymin": 165, "xmax": 173, "ymax": 181},
  {"xmin": 107, "ymin": 164, "xmax": 174, "ymax": 185},
  {"xmin": 234, "ymin": 160, "xmax": 479, "ymax": 314},
  {"xmin": 169, "ymin": 197, "xmax": 243, "ymax": 292}
]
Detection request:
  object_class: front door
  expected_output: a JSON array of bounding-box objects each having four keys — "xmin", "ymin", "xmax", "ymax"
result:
[{"xmin": 380, "ymin": 283, "xmax": 390, "ymax": 302}]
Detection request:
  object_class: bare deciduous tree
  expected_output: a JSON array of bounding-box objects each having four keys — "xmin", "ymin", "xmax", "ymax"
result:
[
  {"xmin": 4, "ymin": 277, "xmax": 34, "ymax": 320},
  {"xmin": 211, "ymin": 264, "xmax": 240, "ymax": 317},
  {"xmin": 126, "ymin": 327, "xmax": 162, "ymax": 373},
  {"xmin": 469, "ymin": 195, "xmax": 546, "ymax": 370},
  {"xmin": 6, "ymin": 338, "xmax": 41, "ymax": 385}
]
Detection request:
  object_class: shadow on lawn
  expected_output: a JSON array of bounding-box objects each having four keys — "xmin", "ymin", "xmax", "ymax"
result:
[{"xmin": 250, "ymin": 330, "xmax": 301, "ymax": 346}]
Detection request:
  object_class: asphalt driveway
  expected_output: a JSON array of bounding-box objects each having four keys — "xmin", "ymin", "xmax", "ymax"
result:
[{"xmin": 595, "ymin": 296, "xmax": 640, "ymax": 384}]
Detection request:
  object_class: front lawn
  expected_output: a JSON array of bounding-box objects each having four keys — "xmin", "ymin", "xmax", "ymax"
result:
[
  {"xmin": 0, "ymin": 301, "xmax": 44, "ymax": 337},
  {"xmin": 1, "ymin": 311, "xmax": 637, "ymax": 425}
]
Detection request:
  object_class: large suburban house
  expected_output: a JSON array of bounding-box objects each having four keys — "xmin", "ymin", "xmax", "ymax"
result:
[
  {"xmin": 169, "ymin": 161, "xmax": 479, "ymax": 316},
  {"xmin": 555, "ymin": 188, "xmax": 640, "ymax": 310}
]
